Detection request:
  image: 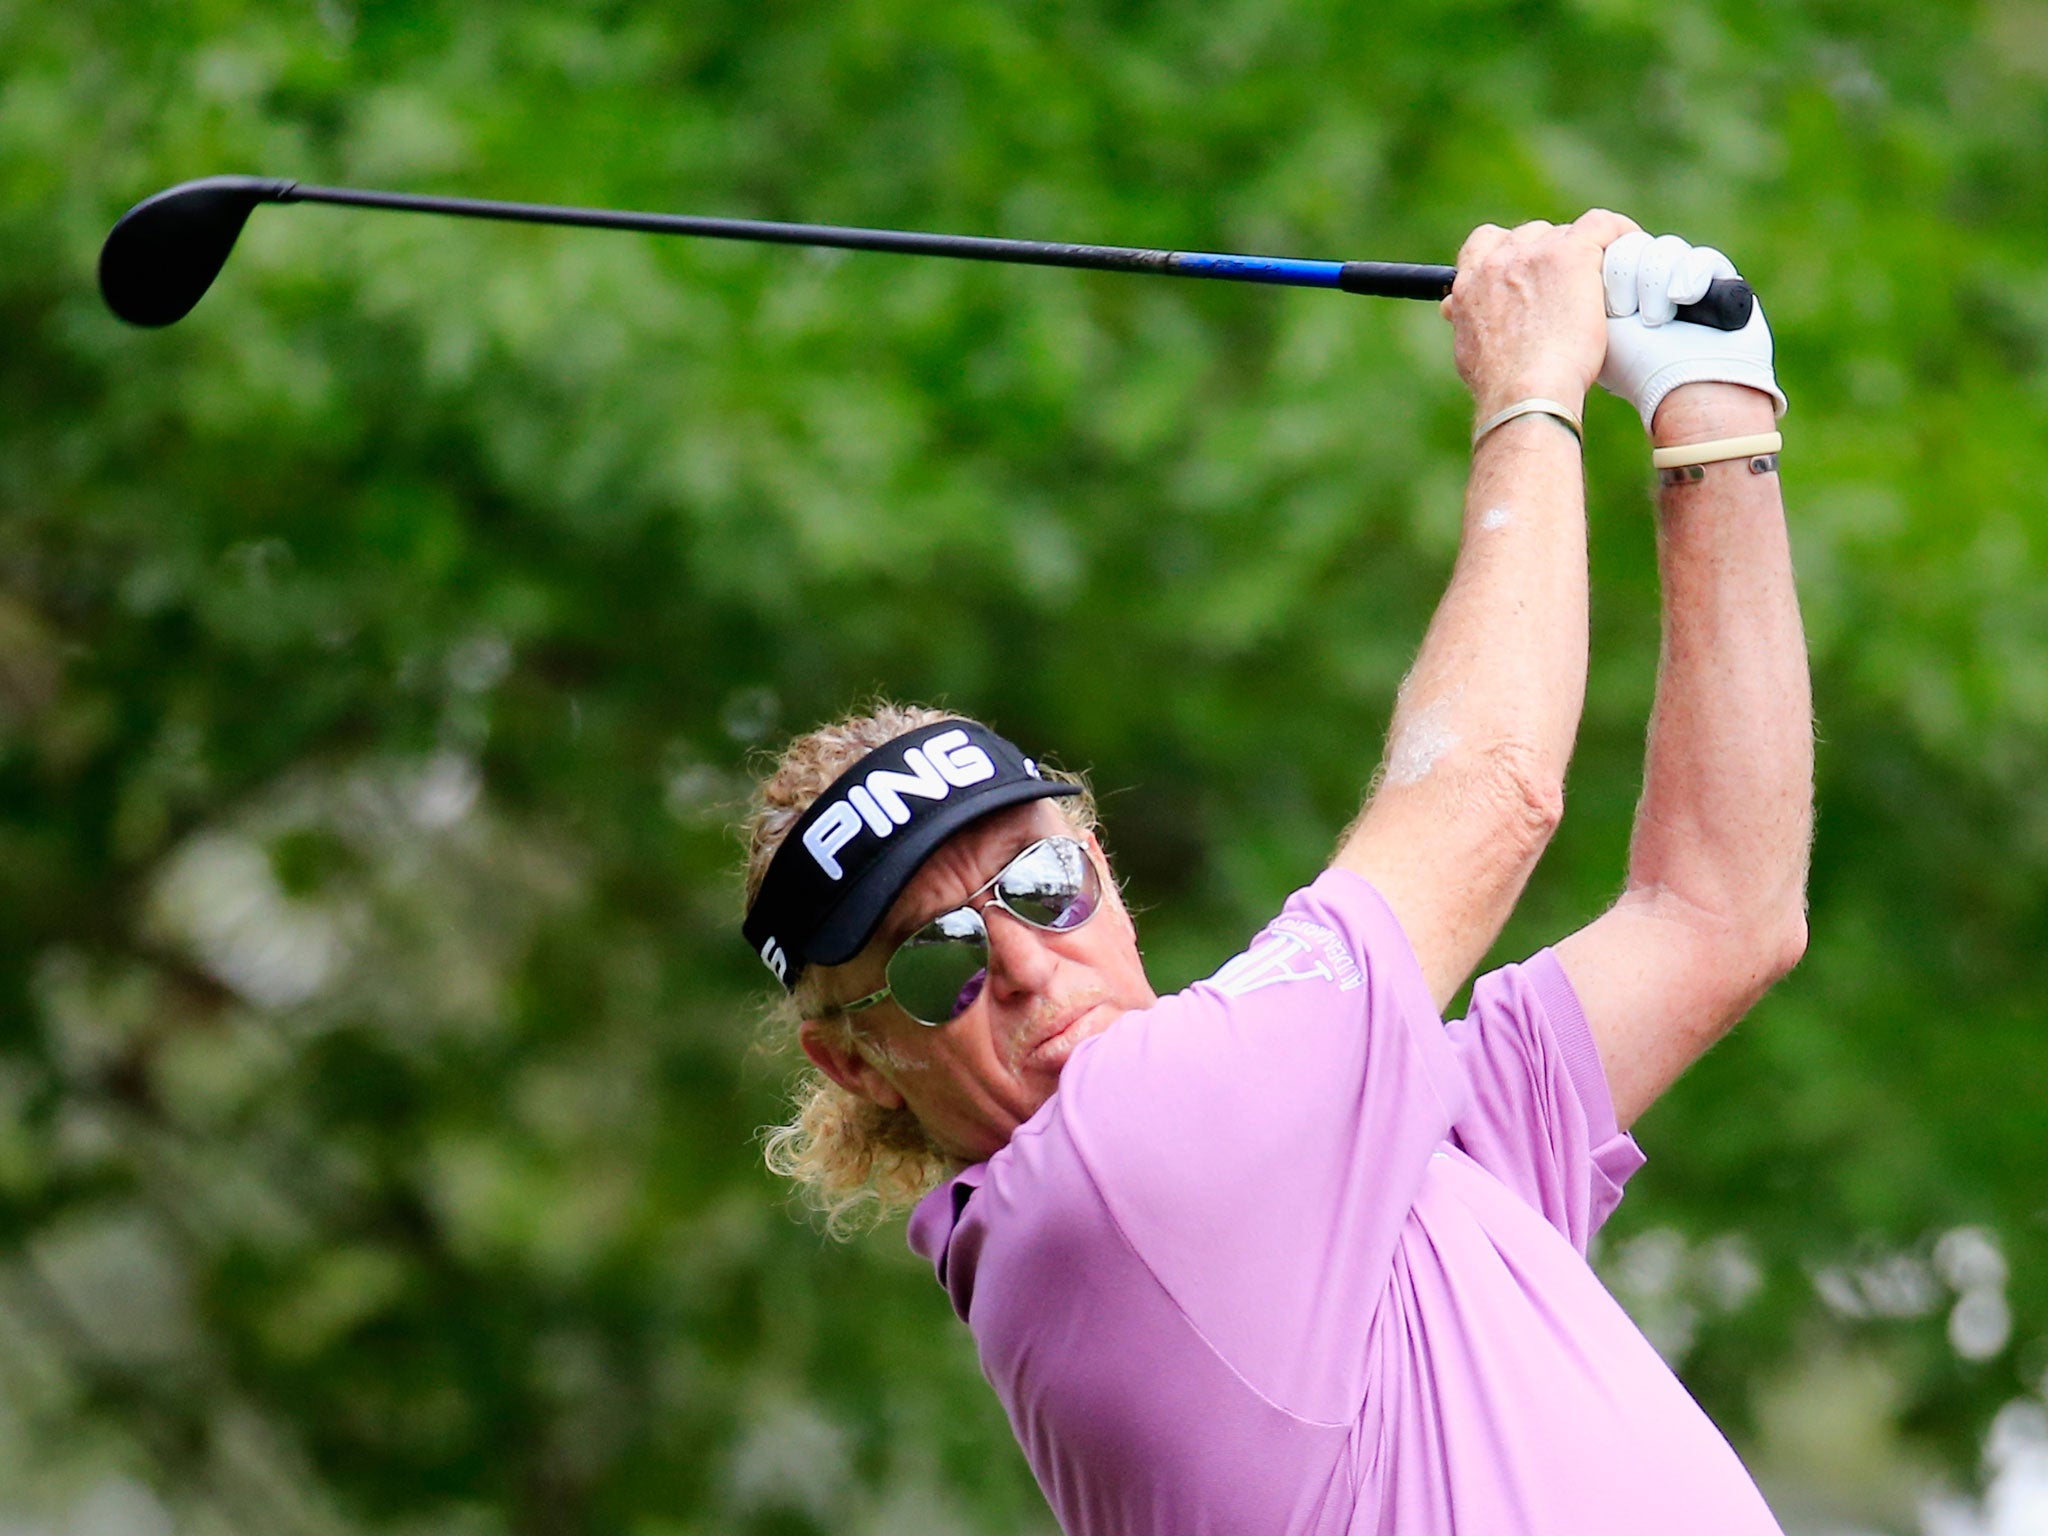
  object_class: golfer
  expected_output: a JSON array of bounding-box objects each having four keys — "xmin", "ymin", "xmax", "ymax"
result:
[{"xmin": 740, "ymin": 210, "xmax": 1810, "ymax": 1535}]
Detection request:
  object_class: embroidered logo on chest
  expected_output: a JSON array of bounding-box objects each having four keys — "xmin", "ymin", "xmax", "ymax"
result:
[{"xmin": 1207, "ymin": 916, "xmax": 1364, "ymax": 997}]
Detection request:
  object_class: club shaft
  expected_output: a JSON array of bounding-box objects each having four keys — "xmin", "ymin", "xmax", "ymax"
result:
[{"xmin": 276, "ymin": 182, "xmax": 1455, "ymax": 300}]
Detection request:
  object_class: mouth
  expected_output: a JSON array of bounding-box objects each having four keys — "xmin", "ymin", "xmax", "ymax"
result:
[{"xmin": 1019, "ymin": 1000, "xmax": 1115, "ymax": 1073}]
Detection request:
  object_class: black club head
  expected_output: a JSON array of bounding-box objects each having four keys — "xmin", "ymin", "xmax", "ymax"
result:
[{"xmin": 98, "ymin": 176, "xmax": 295, "ymax": 327}]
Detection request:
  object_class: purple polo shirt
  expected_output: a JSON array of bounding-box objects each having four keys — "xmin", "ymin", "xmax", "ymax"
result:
[{"xmin": 908, "ymin": 869, "xmax": 1784, "ymax": 1536}]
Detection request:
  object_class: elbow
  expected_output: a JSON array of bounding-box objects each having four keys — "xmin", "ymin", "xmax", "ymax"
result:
[
  {"xmin": 1734, "ymin": 874, "xmax": 1809, "ymax": 991},
  {"xmin": 1356, "ymin": 733, "xmax": 1566, "ymax": 893},
  {"xmin": 1761, "ymin": 905, "xmax": 1808, "ymax": 987},
  {"xmin": 1715, "ymin": 906, "xmax": 1806, "ymax": 1027},
  {"xmin": 1626, "ymin": 882, "xmax": 1808, "ymax": 1023},
  {"xmin": 1421, "ymin": 738, "xmax": 1564, "ymax": 885},
  {"xmin": 1525, "ymin": 769, "xmax": 1568, "ymax": 847},
  {"xmin": 1481, "ymin": 738, "xmax": 1567, "ymax": 858},
  {"xmin": 1694, "ymin": 899, "xmax": 1809, "ymax": 1017}
]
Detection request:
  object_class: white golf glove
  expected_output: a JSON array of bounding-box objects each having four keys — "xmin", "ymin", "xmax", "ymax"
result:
[{"xmin": 1598, "ymin": 230, "xmax": 1787, "ymax": 432}]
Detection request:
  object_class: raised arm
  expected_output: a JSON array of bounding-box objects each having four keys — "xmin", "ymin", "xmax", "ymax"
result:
[
  {"xmin": 1335, "ymin": 210, "xmax": 1638, "ymax": 1009},
  {"xmin": 1556, "ymin": 237, "xmax": 1812, "ymax": 1128}
]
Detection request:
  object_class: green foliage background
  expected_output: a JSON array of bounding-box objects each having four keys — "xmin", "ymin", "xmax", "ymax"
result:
[{"xmin": 4, "ymin": 1, "xmax": 2048, "ymax": 1531}]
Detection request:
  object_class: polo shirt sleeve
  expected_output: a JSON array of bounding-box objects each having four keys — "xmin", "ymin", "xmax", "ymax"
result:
[
  {"xmin": 1050, "ymin": 867, "xmax": 1469, "ymax": 1424},
  {"xmin": 1443, "ymin": 952, "xmax": 1645, "ymax": 1252}
]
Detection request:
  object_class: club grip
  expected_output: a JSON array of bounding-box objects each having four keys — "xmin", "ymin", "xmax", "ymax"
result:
[
  {"xmin": 1671, "ymin": 278, "xmax": 1754, "ymax": 330},
  {"xmin": 1336, "ymin": 261, "xmax": 1456, "ymax": 299},
  {"xmin": 1338, "ymin": 265, "xmax": 1753, "ymax": 330}
]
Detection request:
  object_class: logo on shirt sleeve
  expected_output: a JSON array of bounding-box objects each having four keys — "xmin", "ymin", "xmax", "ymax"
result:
[{"xmin": 1206, "ymin": 916, "xmax": 1364, "ymax": 997}]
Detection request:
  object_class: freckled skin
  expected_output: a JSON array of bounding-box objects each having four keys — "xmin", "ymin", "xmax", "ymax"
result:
[{"xmin": 799, "ymin": 801, "xmax": 1159, "ymax": 1162}]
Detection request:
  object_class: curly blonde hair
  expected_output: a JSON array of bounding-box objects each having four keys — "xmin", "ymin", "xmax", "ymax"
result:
[{"xmin": 746, "ymin": 701, "xmax": 1095, "ymax": 1238}]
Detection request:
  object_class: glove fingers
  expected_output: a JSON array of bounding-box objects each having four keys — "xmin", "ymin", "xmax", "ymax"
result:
[
  {"xmin": 1668, "ymin": 246, "xmax": 1720, "ymax": 306},
  {"xmin": 1694, "ymin": 245, "xmax": 1739, "ymax": 282},
  {"xmin": 1603, "ymin": 229, "xmax": 1651, "ymax": 318},
  {"xmin": 1593, "ymin": 218, "xmax": 1782, "ymax": 429},
  {"xmin": 1668, "ymin": 245, "xmax": 1738, "ymax": 307},
  {"xmin": 1638, "ymin": 234, "xmax": 1693, "ymax": 325}
]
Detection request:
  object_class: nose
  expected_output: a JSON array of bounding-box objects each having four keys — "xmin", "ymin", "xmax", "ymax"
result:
[{"xmin": 979, "ymin": 900, "xmax": 1060, "ymax": 1002}]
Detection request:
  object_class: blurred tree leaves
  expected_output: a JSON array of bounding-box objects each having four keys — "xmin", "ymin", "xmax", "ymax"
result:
[{"xmin": 5, "ymin": 0, "xmax": 2048, "ymax": 1531}]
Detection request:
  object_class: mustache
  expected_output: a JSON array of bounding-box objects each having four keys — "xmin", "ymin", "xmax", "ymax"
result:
[{"xmin": 1001, "ymin": 988, "xmax": 1114, "ymax": 1072}]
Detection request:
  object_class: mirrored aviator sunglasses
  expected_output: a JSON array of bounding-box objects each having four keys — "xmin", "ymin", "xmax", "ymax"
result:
[{"xmin": 840, "ymin": 836, "xmax": 1102, "ymax": 1027}]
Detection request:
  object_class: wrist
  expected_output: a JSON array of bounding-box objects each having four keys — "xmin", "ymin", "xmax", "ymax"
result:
[
  {"xmin": 1473, "ymin": 374, "xmax": 1587, "ymax": 425},
  {"xmin": 1472, "ymin": 396, "xmax": 1584, "ymax": 449},
  {"xmin": 1651, "ymin": 381, "xmax": 1777, "ymax": 445}
]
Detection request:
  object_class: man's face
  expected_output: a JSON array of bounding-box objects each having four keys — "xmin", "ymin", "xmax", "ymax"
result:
[{"xmin": 799, "ymin": 800, "xmax": 1156, "ymax": 1162}]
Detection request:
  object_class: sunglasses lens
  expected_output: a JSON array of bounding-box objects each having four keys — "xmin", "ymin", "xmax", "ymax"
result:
[
  {"xmin": 996, "ymin": 837, "xmax": 1098, "ymax": 931},
  {"xmin": 878, "ymin": 840, "xmax": 1101, "ymax": 1025},
  {"xmin": 887, "ymin": 907, "xmax": 990, "ymax": 1024}
]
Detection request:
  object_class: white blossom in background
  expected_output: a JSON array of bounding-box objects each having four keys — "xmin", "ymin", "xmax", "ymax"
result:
[
  {"xmin": 1947, "ymin": 1290, "xmax": 2013, "ymax": 1364},
  {"xmin": 405, "ymin": 751, "xmax": 482, "ymax": 829},
  {"xmin": 720, "ymin": 685, "xmax": 781, "ymax": 743},
  {"xmin": 141, "ymin": 754, "xmax": 582, "ymax": 1042},
  {"xmin": 0, "ymin": 1475, "xmax": 177, "ymax": 1536},
  {"xmin": 1599, "ymin": 1228, "xmax": 1763, "ymax": 1364},
  {"xmin": 1932, "ymin": 1228, "xmax": 2013, "ymax": 1362},
  {"xmin": 26, "ymin": 1209, "xmax": 199, "ymax": 1367},
  {"xmin": 149, "ymin": 832, "xmax": 346, "ymax": 1010},
  {"xmin": 1700, "ymin": 1234, "xmax": 1766, "ymax": 1312},
  {"xmin": 1934, "ymin": 1228, "xmax": 2009, "ymax": 1293},
  {"xmin": 726, "ymin": 1397, "xmax": 852, "ymax": 1525},
  {"xmin": 1922, "ymin": 1401, "xmax": 2048, "ymax": 1536},
  {"xmin": 444, "ymin": 633, "xmax": 512, "ymax": 694},
  {"xmin": 661, "ymin": 739, "xmax": 742, "ymax": 824},
  {"xmin": 1812, "ymin": 1251, "xmax": 1942, "ymax": 1322},
  {"xmin": 1808, "ymin": 1229, "xmax": 2012, "ymax": 1360}
]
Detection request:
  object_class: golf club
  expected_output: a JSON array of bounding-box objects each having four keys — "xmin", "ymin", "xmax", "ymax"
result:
[{"xmin": 99, "ymin": 175, "xmax": 1756, "ymax": 331}]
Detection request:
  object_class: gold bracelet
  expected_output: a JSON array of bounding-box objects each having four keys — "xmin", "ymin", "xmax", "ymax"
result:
[{"xmin": 1472, "ymin": 397, "xmax": 1584, "ymax": 448}]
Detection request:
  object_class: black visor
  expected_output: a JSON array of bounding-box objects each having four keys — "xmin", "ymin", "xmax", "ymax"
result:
[{"xmin": 742, "ymin": 720, "xmax": 1080, "ymax": 990}]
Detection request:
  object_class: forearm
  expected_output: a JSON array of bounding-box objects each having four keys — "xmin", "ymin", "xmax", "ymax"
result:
[
  {"xmin": 1558, "ymin": 383, "xmax": 1812, "ymax": 1120},
  {"xmin": 1335, "ymin": 411, "xmax": 1588, "ymax": 1007},
  {"xmin": 1334, "ymin": 211, "xmax": 1633, "ymax": 1008},
  {"xmin": 1632, "ymin": 384, "xmax": 1811, "ymax": 957}
]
